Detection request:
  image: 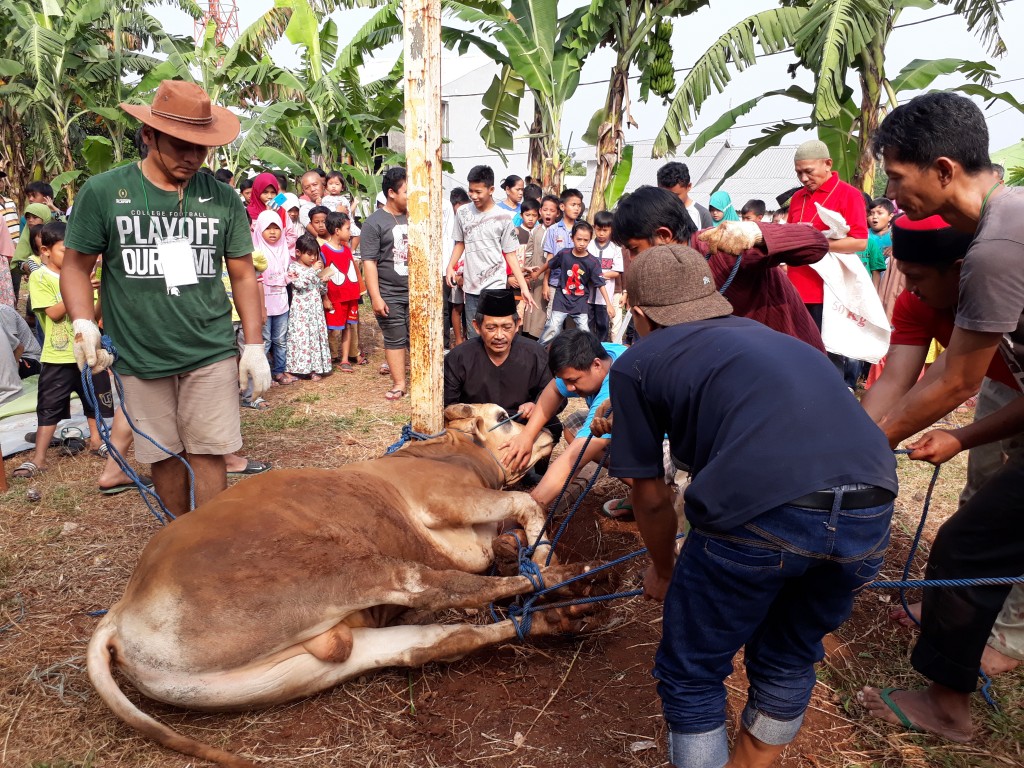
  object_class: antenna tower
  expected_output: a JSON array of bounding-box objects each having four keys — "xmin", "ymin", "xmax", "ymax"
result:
[{"xmin": 195, "ymin": 1, "xmax": 240, "ymax": 47}]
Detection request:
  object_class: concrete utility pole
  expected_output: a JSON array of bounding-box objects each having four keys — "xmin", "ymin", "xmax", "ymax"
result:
[{"xmin": 404, "ymin": 0, "xmax": 444, "ymax": 434}]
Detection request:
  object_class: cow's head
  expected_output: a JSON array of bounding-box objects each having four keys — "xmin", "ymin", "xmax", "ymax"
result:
[{"xmin": 443, "ymin": 403, "xmax": 555, "ymax": 486}]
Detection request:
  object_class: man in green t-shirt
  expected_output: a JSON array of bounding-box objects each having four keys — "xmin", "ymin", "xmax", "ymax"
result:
[{"xmin": 61, "ymin": 80, "xmax": 271, "ymax": 515}]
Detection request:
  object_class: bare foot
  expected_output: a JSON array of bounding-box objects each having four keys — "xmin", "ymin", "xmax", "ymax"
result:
[
  {"xmin": 97, "ymin": 469, "xmax": 133, "ymax": 488},
  {"xmin": 981, "ymin": 644, "xmax": 1022, "ymax": 676},
  {"xmin": 858, "ymin": 686, "xmax": 973, "ymax": 743},
  {"xmin": 888, "ymin": 601, "xmax": 922, "ymax": 628}
]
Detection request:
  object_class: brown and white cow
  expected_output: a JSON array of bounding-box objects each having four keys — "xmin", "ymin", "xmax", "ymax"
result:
[{"xmin": 87, "ymin": 404, "xmax": 608, "ymax": 767}]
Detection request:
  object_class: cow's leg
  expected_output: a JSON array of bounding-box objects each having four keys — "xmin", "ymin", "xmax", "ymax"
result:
[
  {"xmin": 422, "ymin": 488, "xmax": 554, "ymax": 565},
  {"xmin": 347, "ymin": 603, "xmax": 597, "ymax": 673},
  {"xmin": 385, "ymin": 560, "xmax": 589, "ymax": 613}
]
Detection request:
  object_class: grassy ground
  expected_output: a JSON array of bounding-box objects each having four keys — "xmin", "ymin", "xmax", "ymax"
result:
[{"xmin": 0, "ymin": 356, "xmax": 1021, "ymax": 766}]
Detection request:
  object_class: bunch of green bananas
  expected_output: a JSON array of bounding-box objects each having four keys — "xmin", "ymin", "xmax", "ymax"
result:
[{"xmin": 642, "ymin": 21, "xmax": 675, "ymax": 100}]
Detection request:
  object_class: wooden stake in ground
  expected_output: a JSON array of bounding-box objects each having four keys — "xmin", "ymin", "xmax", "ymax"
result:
[{"xmin": 404, "ymin": 0, "xmax": 444, "ymax": 435}]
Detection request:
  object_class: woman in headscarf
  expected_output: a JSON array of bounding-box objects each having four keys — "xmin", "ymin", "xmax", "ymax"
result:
[
  {"xmin": 246, "ymin": 172, "xmax": 287, "ymax": 227},
  {"xmin": 708, "ymin": 191, "xmax": 740, "ymax": 225}
]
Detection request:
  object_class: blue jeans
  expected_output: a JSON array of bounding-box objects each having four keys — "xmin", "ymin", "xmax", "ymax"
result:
[
  {"xmin": 539, "ymin": 310, "xmax": 588, "ymax": 344},
  {"xmin": 263, "ymin": 311, "xmax": 289, "ymax": 376},
  {"xmin": 659, "ymin": 489, "xmax": 893, "ymax": 768}
]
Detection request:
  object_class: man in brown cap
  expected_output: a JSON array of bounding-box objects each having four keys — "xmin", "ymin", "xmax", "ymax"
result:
[
  {"xmin": 60, "ymin": 80, "xmax": 271, "ymax": 515},
  {"xmin": 606, "ymin": 244, "xmax": 897, "ymax": 768}
]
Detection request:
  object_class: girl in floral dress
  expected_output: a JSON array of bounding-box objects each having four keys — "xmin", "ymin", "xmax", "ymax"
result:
[{"xmin": 285, "ymin": 234, "xmax": 333, "ymax": 380}]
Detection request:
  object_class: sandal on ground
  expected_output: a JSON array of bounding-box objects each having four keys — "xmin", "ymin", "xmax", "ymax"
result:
[
  {"xmin": 99, "ymin": 475, "xmax": 154, "ymax": 495},
  {"xmin": 274, "ymin": 373, "xmax": 298, "ymax": 385},
  {"xmin": 59, "ymin": 435, "xmax": 88, "ymax": 457},
  {"xmin": 227, "ymin": 459, "xmax": 272, "ymax": 477},
  {"xmin": 24, "ymin": 432, "xmax": 62, "ymax": 448},
  {"xmin": 242, "ymin": 397, "xmax": 271, "ymax": 410},
  {"xmin": 600, "ymin": 497, "xmax": 634, "ymax": 520},
  {"xmin": 379, "ymin": 363, "xmax": 390, "ymax": 376},
  {"xmin": 353, "ymin": 354, "xmax": 369, "ymax": 365},
  {"xmin": 384, "ymin": 388, "xmax": 406, "ymax": 401},
  {"xmin": 310, "ymin": 373, "xmax": 323, "ymax": 381},
  {"xmin": 14, "ymin": 461, "xmax": 45, "ymax": 478},
  {"xmin": 336, "ymin": 362, "xmax": 354, "ymax": 373}
]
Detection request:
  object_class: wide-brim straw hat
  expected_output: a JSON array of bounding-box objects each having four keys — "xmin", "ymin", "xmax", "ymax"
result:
[{"xmin": 121, "ymin": 80, "xmax": 240, "ymax": 147}]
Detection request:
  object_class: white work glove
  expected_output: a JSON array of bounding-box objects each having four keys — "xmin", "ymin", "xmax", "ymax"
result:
[
  {"xmin": 72, "ymin": 319, "xmax": 114, "ymax": 373},
  {"xmin": 239, "ymin": 344, "xmax": 272, "ymax": 400},
  {"xmin": 698, "ymin": 220, "xmax": 763, "ymax": 256}
]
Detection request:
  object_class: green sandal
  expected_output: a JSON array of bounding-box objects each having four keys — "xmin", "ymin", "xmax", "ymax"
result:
[
  {"xmin": 600, "ymin": 497, "xmax": 634, "ymax": 520},
  {"xmin": 877, "ymin": 688, "xmax": 924, "ymax": 733}
]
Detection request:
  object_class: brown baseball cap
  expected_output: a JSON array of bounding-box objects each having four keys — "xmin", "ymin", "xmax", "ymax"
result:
[
  {"xmin": 121, "ymin": 80, "xmax": 240, "ymax": 147},
  {"xmin": 625, "ymin": 244, "xmax": 732, "ymax": 326}
]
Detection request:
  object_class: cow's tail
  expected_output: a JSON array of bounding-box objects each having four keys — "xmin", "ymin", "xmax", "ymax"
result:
[{"xmin": 86, "ymin": 613, "xmax": 257, "ymax": 768}]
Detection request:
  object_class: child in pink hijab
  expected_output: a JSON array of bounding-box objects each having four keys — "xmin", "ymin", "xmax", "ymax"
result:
[{"xmin": 247, "ymin": 172, "xmax": 286, "ymax": 227}]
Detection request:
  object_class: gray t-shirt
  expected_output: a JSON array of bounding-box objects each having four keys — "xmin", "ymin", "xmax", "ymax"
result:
[
  {"xmin": 0, "ymin": 305, "xmax": 30, "ymax": 405},
  {"xmin": 451, "ymin": 202, "xmax": 520, "ymax": 296},
  {"xmin": 955, "ymin": 186, "xmax": 1024, "ymax": 391},
  {"xmin": 360, "ymin": 208, "xmax": 409, "ymax": 300},
  {"xmin": 0, "ymin": 303, "xmax": 40, "ymax": 361}
]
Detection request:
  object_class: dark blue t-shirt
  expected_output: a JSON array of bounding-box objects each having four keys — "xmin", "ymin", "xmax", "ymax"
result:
[
  {"xmin": 549, "ymin": 249, "xmax": 605, "ymax": 315},
  {"xmin": 608, "ymin": 316, "xmax": 897, "ymax": 532}
]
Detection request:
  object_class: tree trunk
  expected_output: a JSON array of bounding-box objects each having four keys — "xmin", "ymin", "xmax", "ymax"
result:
[
  {"xmin": 853, "ymin": 36, "xmax": 885, "ymax": 195},
  {"xmin": 403, "ymin": 0, "xmax": 444, "ymax": 434},
  {"xmin": 528, "ymin": 100, "xmax": 543, "ymax": 185},
  {"xmin": 589, "ymin": 66, "xmax": 627, "ymax": 217}
]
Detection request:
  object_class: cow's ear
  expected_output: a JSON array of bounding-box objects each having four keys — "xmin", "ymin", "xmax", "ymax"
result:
[{"xmin": 444, "ymin": 404, "xmax": 475, "ymax": 424}]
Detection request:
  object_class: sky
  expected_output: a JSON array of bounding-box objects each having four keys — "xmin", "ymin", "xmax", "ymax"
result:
[{"xmin": 153, "ymin": 0, "xmax": 1024, "ymax": 165}]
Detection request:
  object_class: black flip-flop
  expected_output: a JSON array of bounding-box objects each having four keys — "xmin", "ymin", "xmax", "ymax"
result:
[
  {"xmin": 98, "ymin": 475, "xmax": 154, "ymax": 496},
  {"xmin": 227, "ymin": 459, "xmax": 272, "ymax": 477}
]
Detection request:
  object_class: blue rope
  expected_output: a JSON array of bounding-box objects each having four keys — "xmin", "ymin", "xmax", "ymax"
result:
[
  {"xmin": 718, "ymin": 252, "xmax": 743, "ymax": 294},
  {"xmin": 545, "ymin": 450, "xmax": 609, "ymax": 566},
  {"xmin": 80, "ymin": 336, "xmax": 194, "ymax": 524},
  {"xmin": 385, "ymin": 423, "xmax": 447, "ymax": 454}
]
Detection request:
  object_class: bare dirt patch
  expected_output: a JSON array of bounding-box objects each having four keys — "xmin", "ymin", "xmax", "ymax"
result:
[{"xmin": 1, "ymin": 369, "xmax": 1020, "ymax": 767}]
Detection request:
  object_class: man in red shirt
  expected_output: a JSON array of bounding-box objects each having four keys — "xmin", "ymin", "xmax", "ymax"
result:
[{"xmin": 786, "ymin": 140, "xmax": 869, "ymax": 329}]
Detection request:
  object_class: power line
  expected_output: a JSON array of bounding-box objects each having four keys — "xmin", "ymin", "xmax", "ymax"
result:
[{"xmin": 445, "ymin": 2, "xmax": 1018, "ymax": 100}]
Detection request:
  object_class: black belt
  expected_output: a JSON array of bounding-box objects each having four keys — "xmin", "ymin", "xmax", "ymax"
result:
[{"xmin": 788, "ymin": 485, "xmax": 894, "ymax": 510}]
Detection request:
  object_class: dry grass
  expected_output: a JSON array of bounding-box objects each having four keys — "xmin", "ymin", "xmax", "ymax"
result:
[{"xmin": 1, "ymin": 368, "xmax": 1021, "ymax": 767}]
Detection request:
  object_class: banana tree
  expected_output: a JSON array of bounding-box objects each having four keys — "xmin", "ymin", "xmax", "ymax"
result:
[
  {"xmin": 683, "ymin": 59, "xmax": 1023, "ymax": 198},
  {"xmin": 654, "ymin": 0, "xmax": 1009, "ymax": 193},
  {"xmin": 570, "ymin": 0, "xmax": 709, "ymax": 214},
  {"xmin": 446, "ymin": 0, "xmax": 592, "ymax": 193}
]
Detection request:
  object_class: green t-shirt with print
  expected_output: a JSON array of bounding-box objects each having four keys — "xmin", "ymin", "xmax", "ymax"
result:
[
  {"xmin": 28, "ymin": 267, "xmax": 75, "ymax": 365},
  {"xmin": 64, "ymin": 164, "xmax": 253, "ymax": 378},
  {"xmin": 857, "ymin": 238, "xmax": 886, "ymax": 275}
]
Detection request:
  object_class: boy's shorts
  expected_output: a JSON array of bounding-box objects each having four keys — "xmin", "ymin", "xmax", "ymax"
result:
[
  {"xmin": 327, "ymin": 300, "xmax": 359, "ymax": 330},
  {"xmin": 450, "ymin": 285, "xmax": 465, "ymax": 305},
  {"xmin": 37, "ymin": 362, "xmax": 114, "ymax": 425},
  {"xmin": 119, "ymin": 356, "xmax": 242, "ymax": 465}
]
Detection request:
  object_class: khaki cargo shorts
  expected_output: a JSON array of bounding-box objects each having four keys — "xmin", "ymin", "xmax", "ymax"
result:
[{"xmin": 119, "ymin": 357, "xmax": 243, "ymax": 465}]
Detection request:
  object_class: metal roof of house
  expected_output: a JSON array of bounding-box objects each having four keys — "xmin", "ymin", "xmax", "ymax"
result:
[{"xmin": 617, "ymin": 139, "xmax": 801, "ymax": 212}]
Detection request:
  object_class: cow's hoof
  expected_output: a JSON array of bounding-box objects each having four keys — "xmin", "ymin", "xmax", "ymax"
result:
[
  {"xmin": 540, "ymin": 561, "xmax": 618, "ymax": 601},
  {"xmin": 531, "ymin": 603, "xmax": 613, "ymax": 635},
  {"xmin": 492, "ymin": 531, "xmax": 528, "ymax": 576}
]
